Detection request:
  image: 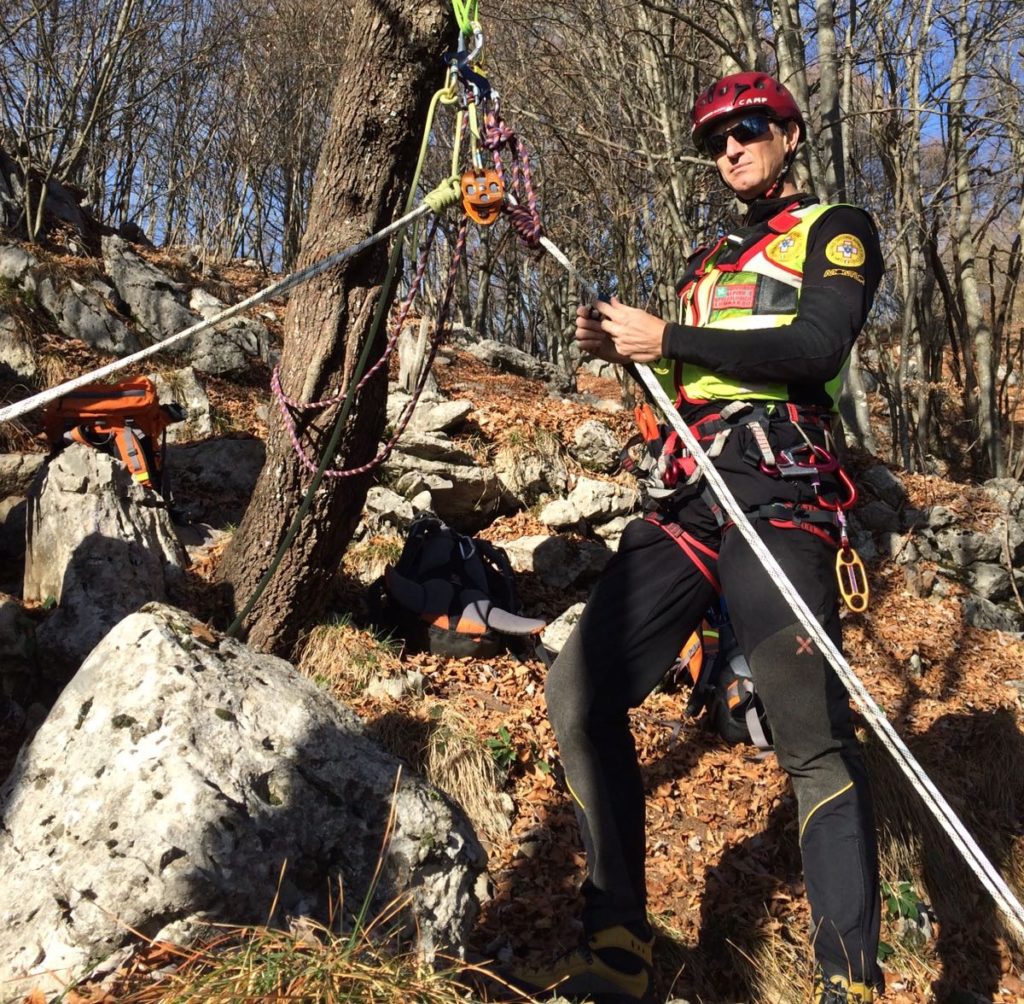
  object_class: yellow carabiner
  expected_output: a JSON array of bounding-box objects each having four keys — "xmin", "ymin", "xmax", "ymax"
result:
[{"xmin": 836, "ymin": 546, "xmax": 869, "ymax": 613}]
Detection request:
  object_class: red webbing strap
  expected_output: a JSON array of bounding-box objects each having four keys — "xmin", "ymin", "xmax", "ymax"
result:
[{"xmin": 644, "ymin": 514, "xmax": 721, "ymax": 592}]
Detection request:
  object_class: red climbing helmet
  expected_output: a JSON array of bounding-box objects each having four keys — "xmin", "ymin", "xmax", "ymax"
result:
[{"xmin": 692, "ymin": 71, "xmax": 805, "ymax": 150}]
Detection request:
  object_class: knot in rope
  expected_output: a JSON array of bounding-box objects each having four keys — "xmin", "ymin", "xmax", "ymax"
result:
[
  {"xmin": 505, "ymin": 203, "xmax": 544, "ymax": 247},
  {"xmin": 482, "ymin": 115, "xmax": 515, "ymax": 151},
  {"xmin": 424, "ymin": 176, "xmax": 463, "ymax": 213}
]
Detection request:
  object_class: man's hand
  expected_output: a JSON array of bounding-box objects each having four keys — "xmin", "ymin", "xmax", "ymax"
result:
[
  {"xmin": 594, "ymin": 297, "xmax": 666, "ymax": 362},
  {"xmin": 574, "ymin": 303, "xmax": 631, "ymax": 364}
]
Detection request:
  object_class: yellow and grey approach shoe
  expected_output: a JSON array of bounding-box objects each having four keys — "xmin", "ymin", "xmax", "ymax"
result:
[
  {"xmin": 813, "ymin": 971, "xmax": 873, "ymax": 1004},
  {"xmin": 509, "ymin": 924, "xmax": 656, "ymax": 1004}
]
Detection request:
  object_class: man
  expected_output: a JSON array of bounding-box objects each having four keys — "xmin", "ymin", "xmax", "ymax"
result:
[{"xmin": 515, "ymin": 71, "xmax": 884, "ymax": 1003}]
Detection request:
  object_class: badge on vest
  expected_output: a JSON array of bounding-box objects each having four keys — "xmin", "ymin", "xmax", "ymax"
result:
[
  {"xmin": 825, "ymin": 234, "xmax": 866, "ymax": 267},
  {"xmin": 712, "ymin": 283, "xmax": 756, "ymax": 310},
  {"xmin": 764, "ymin": 231, "xmax": 805, "ymax": 267}
]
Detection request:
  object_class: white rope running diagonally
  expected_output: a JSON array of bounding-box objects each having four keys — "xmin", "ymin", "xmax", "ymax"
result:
[
  {"xmin": 533, "ymin": 227, "xmax": 1024, "ymax": 943},
  {"xmin": 0, "ymin": 201, "xmax": 435, "ymax": 426}
]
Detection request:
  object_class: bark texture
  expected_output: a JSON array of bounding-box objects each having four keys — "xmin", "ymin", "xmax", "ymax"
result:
[{"xmin": 219, "ymin": 0, "xmax": 454, "ymax": 654}]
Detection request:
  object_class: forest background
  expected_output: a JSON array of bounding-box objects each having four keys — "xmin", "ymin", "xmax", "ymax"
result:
[
  {"xmin": 3, "ymin": 0, "xmax": 1024, "ymax": 1000},
  {"xmin": 3, "ymin": 0, "xmax": 1023, "ymax": 484}
]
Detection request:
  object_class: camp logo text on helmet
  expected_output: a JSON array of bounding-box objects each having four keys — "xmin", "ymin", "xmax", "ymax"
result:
[{"xmin": 691, "ymin": 70, "xmax": 805, "ymax": 151}]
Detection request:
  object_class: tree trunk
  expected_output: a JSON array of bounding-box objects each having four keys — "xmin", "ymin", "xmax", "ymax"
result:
[
  {"xmin": 948, "ymin": 2, "xmax": 1002, "ymax": 476},
  {"xmin": 219, "ymin": 0, "xmax": 453, "ymax": 655}
]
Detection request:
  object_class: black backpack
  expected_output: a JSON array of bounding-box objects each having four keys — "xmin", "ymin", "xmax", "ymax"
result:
[
  {"xmin": 368, "ymin": 515, "xmax": 546, "ymax": 658},
  {"xmin": 678, "ymin": 611, "xmax": 773, "ymax": 751}
]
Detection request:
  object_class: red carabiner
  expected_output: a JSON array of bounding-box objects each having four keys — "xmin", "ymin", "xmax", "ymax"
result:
[{"xmin": 816, "ymin": 466, "xmax": 858, "ymax": 511}]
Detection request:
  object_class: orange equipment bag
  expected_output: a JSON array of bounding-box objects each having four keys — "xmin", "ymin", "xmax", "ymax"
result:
[{"xmin": 42, "ymin": 377, "xmax": 185, "ymax": 495}]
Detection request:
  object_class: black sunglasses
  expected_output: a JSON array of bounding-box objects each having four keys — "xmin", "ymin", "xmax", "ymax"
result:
[{"xmin": 704, "ymin": 114, "xmax": 775, "ymax": 156}]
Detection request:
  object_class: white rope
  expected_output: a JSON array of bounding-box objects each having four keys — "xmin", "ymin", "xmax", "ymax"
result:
[
  {"xmin": 540, "ymin": 234, "xmax": 1024, "ymax": 942},
  {"xmin": 0, "ymin": 201, "xmax": 434, "ymax": 425}
]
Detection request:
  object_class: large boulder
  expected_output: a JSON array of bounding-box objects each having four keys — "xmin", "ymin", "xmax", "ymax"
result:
[
  {"xmin": 33, "ymin": 271, "xmax": 139, "ymax": 354},
  {"xmin": 467, "ymin": 338, "xmax": 574, "ymax": 393},
  {"xmin": 165, "ymin": 437, "xmax": 266, "ymax": 526},
  {"xmin": 0, "ymin": 603, "xmax": 486, "ymax": 1000},
  {"xmin": 23, "ymin": 446, "xmax": 187, "ymax": 676},
  {"xmin": 101, "ymin": 235, "xmax": 197, "ymax": 344},
  {"xmin": 384, "ymin": 450, "xmax": 516, "ymax": 533}
]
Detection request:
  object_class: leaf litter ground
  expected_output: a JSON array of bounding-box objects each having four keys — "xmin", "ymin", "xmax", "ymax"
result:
[{"xmin": 4, "ymin": 346, "xmax": 1024, "ymax": 1003}]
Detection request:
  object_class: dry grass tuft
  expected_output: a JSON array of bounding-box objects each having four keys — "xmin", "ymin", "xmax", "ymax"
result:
[
  {"xmin": 743, "ymin": 935, "xmax": 810, "ymax": 1004},
  {"xmin": 296, "ymin": 617, "xmax": 403, "ymax": 699},
  {"xmin": 423, "ymin": 705, "xmax": 513, "ymax": 844},
  {"xmin": 341, "ymin": 532, "xmax": 405, "ymax": 588},
  {"xmin": 114, "ymin": 910, "xmax": 537, "ymax": 1004}
]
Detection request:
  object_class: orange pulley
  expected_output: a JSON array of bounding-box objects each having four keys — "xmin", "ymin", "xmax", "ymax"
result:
[{"xmin": 460, "ymin": 168, "xmax": 504, "ymax": 225}]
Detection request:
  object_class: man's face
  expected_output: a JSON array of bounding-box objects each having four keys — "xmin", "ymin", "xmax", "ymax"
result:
[{"xmin": 706, "ymin": 113, "xmax": 797, "ymax": 200}]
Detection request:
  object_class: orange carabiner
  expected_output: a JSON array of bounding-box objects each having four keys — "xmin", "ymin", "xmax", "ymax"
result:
[
  {"xmin": 836, "ymin": 546, "xmax": 869, "ymax": 613},
  {"xmin": 633, "ymin": 402, "xmax": 661, "ymax": 443},
  {"xmin": 460, "ymin": 168, "xmax": 504, "ymax": 225}
]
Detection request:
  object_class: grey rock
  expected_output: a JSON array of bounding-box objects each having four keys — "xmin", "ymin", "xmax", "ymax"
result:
[
  {"xmin": 0, "ymin": 496, "xmax": 27, "ymax": 564},
  {"xmin": 467, "ymin": 339, "xmax": 574, "ymax": 393},
  {"xmin": 165, "ymin": 437, "xmax": 265, "ymax": 526},
  {"xmin": 966, "ymin": 563, "xmax": 1013, "ymax": 603},
  {"xmin": 34, "ymin": 272, "xmax": 139, "ymax": 354},
  {"xmin": 566, "ymin": 476, "xmax": 638, "ymax": 524},
  {"xmin": 0, "ymin": 453, "xmax": 45, "ymax": 499},
  {"xmin": 572, "ymin": 419, "xmax": 621, "ymax": 473},
  {"xmin": 0, "ymin": 593, "xmax": 34, "ymax": 701},
  {"xmin": 933, "ymin": 528, "xmax": 1002, "ymax": 566},
  {"xmin": 385, "ymin": 457, "xmax": 515, "ymax": 533},
  {"xmin": 900, "ymin": 507, "xmax": 926, "ymax": 532},
  {"xmin": 502, "ymin": 534, "xmax": 611, "ymax": 590},
  {"xmin": 0, "ymin": 310, "xmax": 36, "ymax": 382},
  {"xmin": 853, "ymin": 499, "xmax": 901, "ymax": 534},
  {"xmin": 188, "ymin": 287, "xmax": 271, "ymax": 374},
  {"xmin": 410, "ymin": 399, "xmax": 474, "ymax": 435},
  {"xmin": 391, "ymin": 431, "xmax": 476, "ymax": 466},
  {"xmin": 493, "ymin": 440, "xmax": 569, "ymax": 505},
  {"xmin": 0, "ymin": 604, "xmax": 485, "ymax": 999},
  {"xmin": 101, "ymin": 235, "xmax": 197, "ymax": 345},
  {"xmin": 962, "ymin": 595, "xmax": 1024, "ymax": 635},
  {"xmin": 148, "ymin": 367, "xmax": 211, "ymax": 442},
  {"xmin": 361, "ymin": 486, "xmax": 421, "ymax": 534},
  {"xmin": 858, "ymin": 464, "xmax": 907, "ymax": 509},
  {"xmin": 592, "ymin": 514, "xmax": 630, "ymax": 546},
  {"xmin": 982, "ymin": 478, "xmax": 1024, "ymax": 519},
  {"xmin": 0, "ymin": 245, "xmax": 37, "ymax": 283},
  {"xmin": 386, "ymin": 387, "xmax": 444, "ymax": 430},
  {"xmin": 925, "ymin": 505, "xmax": 958, "ymax": 530},
  {"xmin": 580, "ymin": 358, "xmax": 619, "ymax": 379},
  {"xmin": 23, "ymin": 446, "xmax": 187, "ymax": 676},
  {"xmin": 541, "ymin": 602, "xmax": 586, "ymax": 654},
  {"xmin": 538, "ymin": 497, "xmax": 582, "ymax": 530}
]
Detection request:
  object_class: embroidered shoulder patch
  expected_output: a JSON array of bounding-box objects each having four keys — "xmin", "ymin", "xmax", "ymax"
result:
[
  {"xmin": 765, "ymin": 231, "xmax": 806, "ymax": 267},
  {"xmin": 825, "ymin": 234, "xmax": 866, "ymax": 267}
]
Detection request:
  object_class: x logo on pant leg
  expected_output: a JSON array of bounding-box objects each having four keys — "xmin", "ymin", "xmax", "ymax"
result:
[{"xmin": 795, "ymin": 635, "xmax": 814, "ymax": 655}]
